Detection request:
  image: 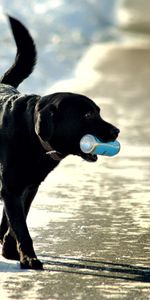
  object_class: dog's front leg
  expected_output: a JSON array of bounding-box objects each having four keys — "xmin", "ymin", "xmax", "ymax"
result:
[
  {"xmin": 1, "ymin": 187, "xmax": 43, "ymax": 269},
  {"xmin": 1, "ymin": 184, "xmax": 39, "ymax": 262},
  {"xmin": 0, "ymin": 208, "xmax": 8, "ymax": 243},
  {"xmin": 0, "ymin": 208, "xmax": 20, "ymax": 260}
]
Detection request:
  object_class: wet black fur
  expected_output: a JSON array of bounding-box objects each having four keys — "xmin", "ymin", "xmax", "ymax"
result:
[{"xmin": 0, "ymin": 16, "xmax": 119, "ymax": 269}]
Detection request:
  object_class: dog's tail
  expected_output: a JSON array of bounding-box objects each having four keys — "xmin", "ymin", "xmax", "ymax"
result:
[{"xmin": 0, "ymin": 16, "xmax": 37, "ymax": 88}]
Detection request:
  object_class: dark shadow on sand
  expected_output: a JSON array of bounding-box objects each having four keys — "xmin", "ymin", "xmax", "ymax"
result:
[{"xmin": 41, "ymin": 255, "xmax": 150, "ymax": 282}]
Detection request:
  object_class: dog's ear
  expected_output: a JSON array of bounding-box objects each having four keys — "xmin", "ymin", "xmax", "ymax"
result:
[{"xmin": 34, "ymin": 103, "xmax": 57, "ymax": 141}]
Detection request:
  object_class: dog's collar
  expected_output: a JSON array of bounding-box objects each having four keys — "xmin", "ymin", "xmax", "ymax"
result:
[
  {"xmin": 37, "ymin": 135, "xmax": 63, "ymax": 161},
  {"xmin": 34, "ymin": 102, "xmax": 63, "ymax": 162}
]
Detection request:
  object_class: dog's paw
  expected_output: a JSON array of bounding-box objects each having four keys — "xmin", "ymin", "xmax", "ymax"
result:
[
  {"xmin": 2, "ymin": 234, "xmax": 20, "ymax": 261},
  {"xmin": 20, "ymin": 256, "xmax": 43, "ymax": 270}
]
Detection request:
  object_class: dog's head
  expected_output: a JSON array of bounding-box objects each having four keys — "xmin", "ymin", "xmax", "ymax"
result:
[{"xmin": 34, "ymin": 92, "xmax": 119, "ymax": 162}]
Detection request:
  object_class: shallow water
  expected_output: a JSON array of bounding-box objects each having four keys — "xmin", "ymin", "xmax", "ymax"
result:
[{"xmin": 1, "ymin": 0, "xmax": 150, "ymax": 299}]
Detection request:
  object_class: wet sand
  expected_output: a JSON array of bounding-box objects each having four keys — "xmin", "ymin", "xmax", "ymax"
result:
[{"xmin": 1, "ymin": 40, "xmax": 150, "ymax": 299}]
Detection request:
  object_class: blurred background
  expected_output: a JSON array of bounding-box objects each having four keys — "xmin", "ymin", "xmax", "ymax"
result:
[
  {"xmin": 0, "ymin": 0, "xmax": 118, "ymax": 93},
  {"xmin": 1, "ymin": 1, "xmax": 150, "ymax": 299},
  {"xmin": 0, "ymin": 0, "xmax": 149, "ymax": 94}
]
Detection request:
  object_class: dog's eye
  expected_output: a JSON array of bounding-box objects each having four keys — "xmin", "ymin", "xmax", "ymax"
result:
[{"xmin": 85, "ymin": 112, "xmax": 92, "ymax": 119}]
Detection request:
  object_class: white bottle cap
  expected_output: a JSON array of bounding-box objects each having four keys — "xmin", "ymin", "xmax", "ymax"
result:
[{"xmin": 80, "ymin": 134, "xmax": 96, "ymax": 153}]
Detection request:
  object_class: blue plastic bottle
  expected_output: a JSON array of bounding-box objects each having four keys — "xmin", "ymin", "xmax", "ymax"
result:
[{"xmin": 80, "ymin": 134, "xmax": 120, "ymax": 157}]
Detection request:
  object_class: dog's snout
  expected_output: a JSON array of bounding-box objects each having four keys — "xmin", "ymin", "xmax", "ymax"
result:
[{"xmin": 110, "ymin": 127, "xmax": 120, "ymax": 138}]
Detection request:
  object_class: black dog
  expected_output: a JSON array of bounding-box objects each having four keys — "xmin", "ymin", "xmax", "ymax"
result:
[{"xmin": 0, "ymin": 16, "xmax": 119, "ymax": 269}]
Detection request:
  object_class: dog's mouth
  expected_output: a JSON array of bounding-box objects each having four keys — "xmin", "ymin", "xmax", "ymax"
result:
[
  {"xmin": 79, "ymin": 151, "xmax": 98, "ymax": 162},
  {"xmin": 79, "ymin": 135, "xmax": 120, "ymax": 162}
]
